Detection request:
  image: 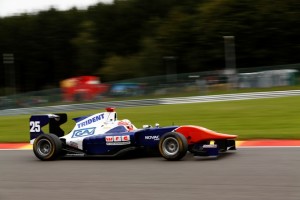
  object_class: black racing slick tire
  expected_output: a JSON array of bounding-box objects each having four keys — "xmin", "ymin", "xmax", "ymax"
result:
[
  {"xmin": 33, "ymin": 134, "xmax": 62, "ymax": 161},
  {"xmin": 159, "ymin": 132, "xmax": 188, "ymax": 161}
]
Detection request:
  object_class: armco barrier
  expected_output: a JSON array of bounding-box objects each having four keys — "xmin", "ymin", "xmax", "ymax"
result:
[
  {"xmin": 159, "ymin": 90, "xmax": 300, "ymax": 104},
  {"xmin": 1, "ymin": 90, "xmax": 300, "ymax": 116}
]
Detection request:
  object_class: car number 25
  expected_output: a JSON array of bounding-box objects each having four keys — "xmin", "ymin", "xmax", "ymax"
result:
[{"xmin": 30, "ymin": 121, "xmax": 41, "ymax": 132}]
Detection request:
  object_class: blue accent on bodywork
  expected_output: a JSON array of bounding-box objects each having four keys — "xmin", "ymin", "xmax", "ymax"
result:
[
  {"xmin": 82, "ymin": 132, "xmax": 135, "ymax": 155},
  {"xmin": 72, "ymin": 115, "xmax": 90, "ymax": 123},
  {"xmin": 135, "ymin": 126, "xmax": 178, "ymax": 147},
  {"xmin": 105, "ymin": 126, "xmax": 128, "ymax": 133},
  {"xmin": 204, "ymin": 146, "xmax": 219, "ymax": 156},
  {"xmin": 30, "ymin": 115, "xmax": 49, "ymax": 140},
  {"xmin": 82, "ymin": 126, "xmax": 178, "ymax": 155},
  {"xmin": 72, "ymin": 127, "xmax": 96, "ymax": 138},
  {"xmin": 30, "ymin": 113, "xmax": 67, "ymax": 141}
]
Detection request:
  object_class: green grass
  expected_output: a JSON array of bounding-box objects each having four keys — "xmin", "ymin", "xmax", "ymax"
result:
[{"xmin": 1, "ymin": 95, "xmax": 300, "ymax": 142}]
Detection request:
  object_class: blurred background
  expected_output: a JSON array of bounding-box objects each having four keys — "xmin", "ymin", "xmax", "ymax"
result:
[{"xmin": 1, "ymin": 0, "xmax": 300, "ymax": 109}]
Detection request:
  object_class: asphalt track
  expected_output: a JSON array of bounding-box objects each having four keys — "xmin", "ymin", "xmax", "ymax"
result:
[{"xmin": 0, "ymin": 148, "xmax": 299, "ymax": 200}]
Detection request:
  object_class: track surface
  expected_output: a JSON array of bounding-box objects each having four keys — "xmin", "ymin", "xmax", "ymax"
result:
[{"xmin": 0, "ymin": 148, "xmax": 299, "ymax": 200}]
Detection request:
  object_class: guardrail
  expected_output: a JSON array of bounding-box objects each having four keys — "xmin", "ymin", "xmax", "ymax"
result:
[{"xmin": 1, "ymin": 90, "xmax": 300, "ymax": 116}]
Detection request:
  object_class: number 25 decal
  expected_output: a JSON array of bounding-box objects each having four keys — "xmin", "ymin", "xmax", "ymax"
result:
[{"xmin": 30, "ymin": 121, "xmax": 41, "ymax": 132}]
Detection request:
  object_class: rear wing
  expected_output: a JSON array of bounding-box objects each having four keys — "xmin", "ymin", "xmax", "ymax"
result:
[{"xmin": 29, "ymin": 113, "xmax": 67, "ymax": 144}]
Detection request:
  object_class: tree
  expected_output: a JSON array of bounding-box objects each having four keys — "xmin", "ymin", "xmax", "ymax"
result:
[{"xmin": 71, "ymin": 20, "xmax": 98, "ymax": 75}]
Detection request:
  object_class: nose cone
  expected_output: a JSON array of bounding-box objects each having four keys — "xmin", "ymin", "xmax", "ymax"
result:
[{"xmin": 175, "ymin": 125, "xmax": 237, "ymax": 144}]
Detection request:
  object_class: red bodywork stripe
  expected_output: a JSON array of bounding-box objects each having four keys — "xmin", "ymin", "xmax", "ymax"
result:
[{"xmin": 175, "ymin": 125, "xmax": 237, "ymax": 144}]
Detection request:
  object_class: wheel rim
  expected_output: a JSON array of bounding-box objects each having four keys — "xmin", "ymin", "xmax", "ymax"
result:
[
  {"xmin": 36, "ymin": 139, "xmax": 52, "ymax": 157},
  {"xmin": 162, "ymin": 137, "xmax": 179, "ymax": 156}
]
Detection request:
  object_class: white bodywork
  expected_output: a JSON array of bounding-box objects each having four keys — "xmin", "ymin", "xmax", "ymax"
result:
[
  {"xmin": 62, "ymin": 111, "xmax": 117, "ymax": 150},
  {"xmin": 61, "ymin": 110, "xmax": 136, "ymax": 150}
]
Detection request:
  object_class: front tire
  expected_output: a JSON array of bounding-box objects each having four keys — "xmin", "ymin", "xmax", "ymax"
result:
[
  {"xmin": 159, "ymin": 132, "xmax": 188, "ymax": 161},
  {"xmin": 33, "ymin": 134, "xmax": 62, "ymax": 161}
]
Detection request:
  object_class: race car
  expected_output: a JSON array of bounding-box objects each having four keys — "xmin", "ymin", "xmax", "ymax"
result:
[{"xmin": 30, "ymin": 108, "xmax": 237, "ymax": 161}]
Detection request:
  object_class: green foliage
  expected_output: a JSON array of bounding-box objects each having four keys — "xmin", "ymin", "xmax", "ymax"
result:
[
  {"xmin": 99, "ymin": 37, "xmax": 165, "ymax": 80},
  {"xmin": 99, "ymin": 54, "xmax": 142, "ymax": 80},
  {"xmin": 1, "ymin": 0, "xmax": 300, "ymax": 90},
  {"xmin": 71, "ymin": 21, "xmax": 98, "ymax": 74}
]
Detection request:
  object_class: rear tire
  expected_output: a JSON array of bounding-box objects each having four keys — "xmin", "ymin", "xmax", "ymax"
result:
[
  {"xmin": 159, "ymin": 132, "xmax": 188, "ymax": 161},
  {"xmin": 33, "ymin": 134, "xmax": 62, "ymax": 161}
]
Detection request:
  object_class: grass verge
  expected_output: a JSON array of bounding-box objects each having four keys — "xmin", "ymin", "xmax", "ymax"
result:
[{"xmin": 0, "ymin": 95, "xmax": 300, "ymax": 142}]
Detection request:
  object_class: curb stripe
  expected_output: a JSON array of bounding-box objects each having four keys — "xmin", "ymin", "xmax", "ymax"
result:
[
  {"xmin": 0, "ymin": 143, "xmax": 31, "ymax": 149},
  {"xmin": 238, "ymin": 140, "xmax": 300, "ymax": 146}
]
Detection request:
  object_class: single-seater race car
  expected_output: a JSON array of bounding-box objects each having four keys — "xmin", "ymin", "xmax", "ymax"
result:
[{"xmin": 30, "ymin": 108, "xmax": 237, "ymax": 161}]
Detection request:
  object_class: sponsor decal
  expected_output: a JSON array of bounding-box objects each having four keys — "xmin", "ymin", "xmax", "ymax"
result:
[
  {"xmin": 203, "ymin": 144, "xmax": 217, "ymax": 148},
  {"xmin": 77, "ymin": 113, "xmax": 105, "ymax": 128},
  {"xmin": 145, "ymin": 135, "xmax": 160, "ymax": 141},
  {"xmin": 72, "ymin": 127, "xmax": 96, "ymax": 138},
  {"xmin": 69, "ymin": 141, "xmax": 79, "ymax": 148},
  {"xmin": 105, "ymin": 135, "xmax": 130, "ymax": 145}
]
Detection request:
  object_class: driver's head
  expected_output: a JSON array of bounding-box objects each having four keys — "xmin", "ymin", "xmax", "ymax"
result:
[{"xmin": 118, "ymin": 119, "xmax": 134, "ymax": 131}]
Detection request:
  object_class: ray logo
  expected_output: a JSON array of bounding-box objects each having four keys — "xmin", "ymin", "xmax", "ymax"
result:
[{"xmin": 72, "ymin": 127, "xmax": 96, "ymax": 138}]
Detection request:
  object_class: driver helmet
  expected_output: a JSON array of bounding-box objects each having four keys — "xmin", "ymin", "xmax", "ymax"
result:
[{"xmin": 118, "ymin": 119, "xmax": 134, "ymax": 131}]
